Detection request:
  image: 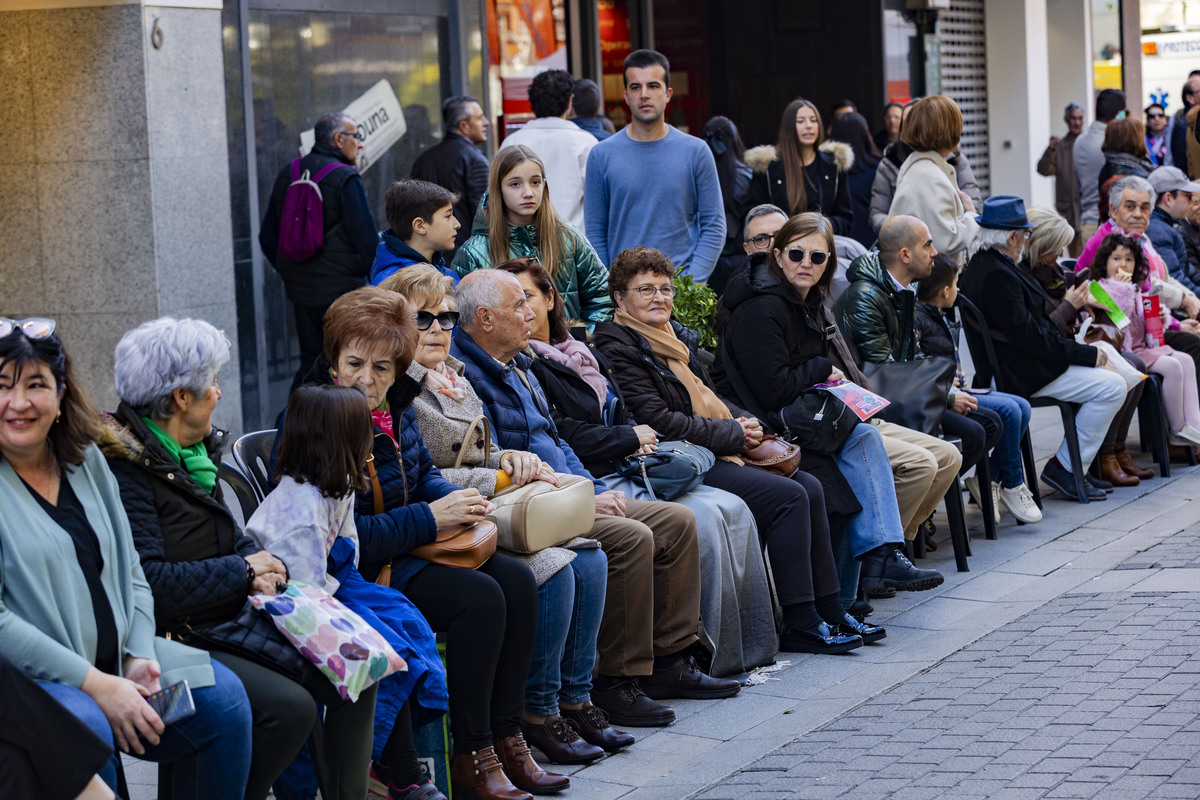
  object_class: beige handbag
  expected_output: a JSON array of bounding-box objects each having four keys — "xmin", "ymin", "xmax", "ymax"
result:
[{"xmin": 488, "ymin": 473, "xmax": 596, "ymax": 553}]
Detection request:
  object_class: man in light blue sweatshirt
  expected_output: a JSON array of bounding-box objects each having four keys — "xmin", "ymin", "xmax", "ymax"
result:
[{"xmin": 584, "ymin": 49, "xmax": 726, "ymax": 282}]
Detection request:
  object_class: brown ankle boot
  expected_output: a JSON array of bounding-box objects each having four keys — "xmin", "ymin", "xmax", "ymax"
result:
[
  {"xmin": 450, "ymin": 746, "xmax": 532, "ymax": 800},
  {"xmin": 1099, "ymin": 451, "xmax": 1139, "ymax": 486},
  {"xmin": 1113, "ymin": 445, "xmax": 1154, "ymax": 478},
  {"xmin": 493, "ymin": 733, "xmax": 570, "ymax": 794}
]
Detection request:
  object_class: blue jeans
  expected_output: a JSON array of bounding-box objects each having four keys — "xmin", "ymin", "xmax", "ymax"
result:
[
  {"xmin": 834, "ymin": 423, "xmax": 906, "ymax": 607},
  {"xmin": 525, "ymin": 547, "xmax": 607, "ymax": 716},
  {"xmin": 974, "ymin": 391, "xmax": 1032, "ymax": 488},
  {"xmin": 40, "ymin": 659, "xmax": 252, "ymax": 800}
]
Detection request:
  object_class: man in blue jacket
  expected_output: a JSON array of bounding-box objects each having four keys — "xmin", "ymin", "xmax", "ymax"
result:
[
  {"xmin": 1148, "ymin": 166, "xmax": 1200, "ymax": 293},
  {"xmin": 450, "ymin": 270, "xmax": 739, "ymax": 729}
]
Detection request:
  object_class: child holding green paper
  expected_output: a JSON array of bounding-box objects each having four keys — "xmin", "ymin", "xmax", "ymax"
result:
[{"xmin": 1090, "ymin": 233, "xmax": 1200, "ymax": 446}]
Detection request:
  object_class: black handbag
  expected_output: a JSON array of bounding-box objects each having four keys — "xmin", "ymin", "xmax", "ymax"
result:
[
  {"xmin": 187, "ymin": 600, "xmax": 345, "ymax": 709},
  {"xmin": 614, "ymin": 440, "xmax": 715, "ymax": 501},
  {"xmin": 862, "ymin": 356, "xmax": 957, "ymax": 436}
]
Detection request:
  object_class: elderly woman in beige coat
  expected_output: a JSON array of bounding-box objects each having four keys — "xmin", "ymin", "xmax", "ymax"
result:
[
  {"xmin": 377, "ymin": 265, "xmax": 634, "ymax": 767},
  {"xmin": 889, "ymin": 95, "xmax": 980, "ymax": 264}
]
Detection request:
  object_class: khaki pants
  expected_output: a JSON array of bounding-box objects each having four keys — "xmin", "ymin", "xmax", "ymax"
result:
[
  {"xmin": 874, "ymin": 420, "xmax": 962, "ymax": 540},
  {"xmin": 588, "ymin": 498, "xmax": 701, "ymax": 677},
  {"xmin": 1080, "ymin": 222, "xmax": 1100, "ymax": 248}
]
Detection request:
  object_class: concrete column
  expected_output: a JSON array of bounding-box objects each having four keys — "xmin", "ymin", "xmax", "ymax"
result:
[
  {"xmin": 1047, "ymin": 0, "xmax": 1094, "ymax": 122},
  {"xmin": 0, "ymin": 1, "xmax": 242, "ymax": 431},
  {"xmin": 984, "ymin": 0, "xmax": 1053, "ymax": 206}
]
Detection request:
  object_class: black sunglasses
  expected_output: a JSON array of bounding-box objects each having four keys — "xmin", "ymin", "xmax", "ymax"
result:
[
  {"xmin": 783, "ymin": 248, "xmax": 830, "ymax": 266},
  {"xmin": 415, "ymin": 310, "xmax": 461, "ymax": 331}
]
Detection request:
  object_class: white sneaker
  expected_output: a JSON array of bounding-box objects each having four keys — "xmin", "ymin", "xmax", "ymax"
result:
[
  {"xmin": 1177, "ymin": 425, "xmax": 1200, "ymax": 447},
  {"xmin": 964, "ymin": 476, "xmax": 1001, "ymax": 524},
  {"xmin": 998, "ymin": 483, "xmax": 1042, "ymax": 524}
]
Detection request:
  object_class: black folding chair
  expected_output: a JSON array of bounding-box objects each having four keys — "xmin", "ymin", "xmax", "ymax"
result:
[{"xmin": 232, "ymin": 429, "xmax": 279, "ymax": 500}]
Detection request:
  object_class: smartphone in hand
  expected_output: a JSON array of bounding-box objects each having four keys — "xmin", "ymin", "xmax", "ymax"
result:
[{"xmin": 146, "ymin": 680, "xmax": 196, "ymax": 725}]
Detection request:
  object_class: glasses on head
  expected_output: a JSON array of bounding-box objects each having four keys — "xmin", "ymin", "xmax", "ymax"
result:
[
  {"xmin": 746, "ymin": 233, "xmax": 774, "ymax": 248},
  {"xmin": 0, "ymin": 317, "xmax": 56, "ymax": 340},
  {"xmin": 338, "ymin": 129, "xmax": 365, "ymax": 141},
  {"xmin": 628, "ymin": 284, "xmax": 675, "ymax": 300},
  {"xmin": 415, "ymin": 310, "xmax": 461, "ymax": 331},
  {"xmin": 783, "ymin": 248, "xmax": 830, "ymax": 266}
]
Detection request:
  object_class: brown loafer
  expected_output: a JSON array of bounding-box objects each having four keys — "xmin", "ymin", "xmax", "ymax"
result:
[
  {"xmin": 450, "ymin": 746, "xmax": 531, "ymax": 800},
  {"xmin": 520, "ymin": 715, "xmax": 605, "ymax": 765},
  {"xmin": 560, "ymin": 703, "xmax": 635, "ymax": 752},
  {"xmin": 493, "ymin": 733, "xmax": 569, "ymax": 795}
]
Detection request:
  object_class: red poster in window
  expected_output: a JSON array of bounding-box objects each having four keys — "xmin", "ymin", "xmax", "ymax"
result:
[
  {"xmin": 598, "ymin": 0, "xmax": 631, "ymax": 74},
  {"xmin": 487, "ymin": 0, "xmax": 500, "ymax": 65},
  {"xmin": 517, "ymin": 0, "xmax": 558, "ymax": 60}
]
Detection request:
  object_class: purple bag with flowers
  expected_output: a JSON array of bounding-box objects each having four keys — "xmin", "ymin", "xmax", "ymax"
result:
[{"xmin": 250, "ymin": 581, "xmax": 406, "ymax": 702}]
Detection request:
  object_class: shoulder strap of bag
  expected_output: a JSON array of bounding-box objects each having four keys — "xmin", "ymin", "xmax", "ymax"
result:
[
  {"xmin": 718, "ymin": 341, "xmax": 773, "ymax": 427},
  {"xmin": 455, "ymin": 415, "xmax": 493, "ymax": 469},
  {"xmin": 311, "ymin": 162, "xmax": 354, "ymax": 183},
  {"xmin": 365, "ymin": 454, "xmax": 384, "ymax": 515}
]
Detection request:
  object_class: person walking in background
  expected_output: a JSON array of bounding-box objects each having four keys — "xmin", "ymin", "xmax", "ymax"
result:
[
  {"xmin": 584, "ymin": 50, "xmax": 726, "ymax": 282},
  {"xmin": 1037, "ymin": 103, "xmax": 1085, "ymax": 256},
  {"xmin": 412, "ymin": 96, "xmax": 491, "ymax": 254},
  {"xmin": 702, "ymin": 115, "xmax": 753, "ymax": 294},
  {"xmin": 260, "ymin": 112, "xmax": 378, "ymax": 392},
  {"xmin": 827, "ymin": 111, "xmax": 882, "ymax": 248},
  {"xmin": 502, "ymin": 70, "xmax": 598, "ymax": 230},
  {"xmin": 569, "ymin": 79, "xmax": 613, "ymax": 142},
  {"xmin": 1074, "ymin": 88, "xmax": 1126, "ymax": 243},
  {"xmin": 873, "ymin": 102, "xmax": 903, "ymax": 151}
]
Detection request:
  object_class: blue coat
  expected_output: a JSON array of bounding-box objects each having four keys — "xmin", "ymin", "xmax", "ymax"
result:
[
  {"xmin": 450, "ymin": 328, "xmax": 604, "ymax": 492},
  {"xmin": 369, "ymin": 229, "xmax": 457, "ymax": 287},
  {"xmin": 1148, "ymin": 208, "xmax": 1197, "ymax": 293}
]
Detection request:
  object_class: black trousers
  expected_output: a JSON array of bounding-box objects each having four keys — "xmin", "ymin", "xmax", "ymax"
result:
[
  {"xmin": 941, "ymin": 405, "xmax": 1003, "ymax": 473},
  {"xmin": 703, "ymin": 459, "xmax": 840, "ymax": 606},
  {"xmin": 0, "ymin": 653, "xmax": 111, "ymax": 800},
  {"xmin": 402, "ymin": 553, "xmax": 538, "ymax": 753},
  {"xmin": 292, "ymin": 301, "xmax": 331, "ymax": 393}
]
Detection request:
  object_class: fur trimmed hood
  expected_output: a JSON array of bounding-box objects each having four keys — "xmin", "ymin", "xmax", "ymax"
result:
[
  {"xmin": 98, "ymin": 411, "xmax": 144, "ymax": 464},
  {"xmin": 743, "ymin": 141, "xmax": 854, "ymax": 175}
]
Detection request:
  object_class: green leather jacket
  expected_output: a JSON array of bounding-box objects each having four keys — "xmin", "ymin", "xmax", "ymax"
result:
[
  {"xmin": 835, "ymin": 251, "xmax": 918, "ymax": 364},
  {"xmin": 452, "ymin": 195, "xmax": 613, "ymax": 330}
]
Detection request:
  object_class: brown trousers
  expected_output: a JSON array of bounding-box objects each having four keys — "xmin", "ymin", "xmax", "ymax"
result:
[
  {"xmin": 875, "ymin": 420, "xmax": 962, "ymax": 540},
  {"xmin": 587, "ymin": 498, "xmax": 700, "ymax": 677}
]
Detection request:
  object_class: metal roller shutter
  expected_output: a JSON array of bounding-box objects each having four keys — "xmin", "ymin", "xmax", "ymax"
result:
[{"xmin": 938, "ymin": 0, "xmax": 989, "ymax": 197}]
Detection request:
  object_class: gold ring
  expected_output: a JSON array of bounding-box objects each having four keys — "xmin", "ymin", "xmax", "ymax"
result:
[{"xmin": 470, "ymin": 505, "xmax": 478, "ymax": 515}]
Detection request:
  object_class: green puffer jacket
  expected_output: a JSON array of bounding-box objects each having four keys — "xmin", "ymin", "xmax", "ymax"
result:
[
  {"xmin": 452, "ymin": 196, "xmax": 613, "ymax": 329},
  {"xmin": 835, "ymin": 250, "xmax": 917, "ymax": 364}
]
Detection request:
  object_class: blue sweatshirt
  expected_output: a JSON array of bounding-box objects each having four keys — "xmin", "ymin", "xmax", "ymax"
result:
[{"xmin": 584, "ymin": 127, "xmax": 727, "ymax": 282}]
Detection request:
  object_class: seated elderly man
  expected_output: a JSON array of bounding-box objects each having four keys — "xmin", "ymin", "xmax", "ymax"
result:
[
  {"xmin": 960, "ymin": 196, "xmax": 1128, "ymax": 502},
  {"xmin": 449, "ymin": 270, "xmax": 739, "ymax": 729}
]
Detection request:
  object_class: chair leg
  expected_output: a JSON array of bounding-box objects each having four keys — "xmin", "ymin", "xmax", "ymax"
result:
[
  {"xmin": 975, "ymin": 457, "xmax": 998, "ymax": 540},
  {"xmin": 943, "ymin": 477, "xmax": 971, "ymax": 572},
  {"xmin": 158, "ymin": 763, "xmax": 174, "ymax": 799},
  {"xmin": 310, "ymin": 716, "xmax": 331, "ymax": 800},
  {"xmin": 912, "ymin": 523, "xmax": 926, "ymax": 558},
  {"xmin": 1020, "ymin": 430, "xmax": 1043, "ymax": 509},
  {"xmin": 1143, "ymin": 375, "xmax": 1172, "ymax": 478},
  {"xmin": 1059, "ymin": 406, "xmax": 1090, "ymax": 503}
]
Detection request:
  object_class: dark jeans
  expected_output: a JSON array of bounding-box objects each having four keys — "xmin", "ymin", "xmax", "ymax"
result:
[
  {"xmin": 703, "ymin": 459, "xmax": 839, "ymax": 607},
  {"xmin": 292, "ymin": 302, "xmax": 331, "ymax": 393},
  {"xmin": 402, "ymin": 553, "xmax": 538, "ymax": 753}
]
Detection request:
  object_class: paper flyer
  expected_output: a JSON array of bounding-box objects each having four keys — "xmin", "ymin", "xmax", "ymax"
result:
[
  {"xmin": 815, "ymin": 381, "xmax": 891, "ymax": 421},
  {"xmin": 1088, "ymin": 282, "xmax": 1131, "ymax": 329}
]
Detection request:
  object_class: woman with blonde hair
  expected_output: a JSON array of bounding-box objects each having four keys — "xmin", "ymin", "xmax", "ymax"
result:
[
  {"xmin": 889, "ymin": 95, "xmax": 979, "ymax": 263},
  {"xmin": 453, "ymin": 144, "xmax": 612, "ymax": 329}
]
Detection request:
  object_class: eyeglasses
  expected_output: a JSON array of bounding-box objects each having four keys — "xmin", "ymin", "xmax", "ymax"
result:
[
  {"xmin": 1148, "ymin": 112, "xmax": 1165, "ymax": 119},
  {"xmin": 746, "ymin": 233, "xmax": 774, "ymax": 248},
  {"xmin": 338, "ymin": 129, "xmax": 365, "ymax": 141},
  {"xmin": 0, "ymin": 317, "xmax": 56, "ymax": 339},
  {"xmin": 415, "ymin": 310, "xmax": 461, "ymax": 331},
  {"xmin": 628, "ymin": 284, "xmax": 675, "ymax": 299},
  {"xmin": 783, "ymin": 248, "xmax": 830, "ymax": 266}
]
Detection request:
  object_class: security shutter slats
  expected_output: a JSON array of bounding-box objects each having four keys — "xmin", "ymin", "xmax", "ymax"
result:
[{"xmin": 939, "ymin": 0, "xmax": 989, "ymax": 197}]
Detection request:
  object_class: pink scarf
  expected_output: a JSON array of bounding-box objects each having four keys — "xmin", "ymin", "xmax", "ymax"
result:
[
  {"xmin": 424, "ymin": 361, "xmax": 467, "ymax": 403},
  {"xmin": 371, "ymin": 408, "xmax": 397, "ymax": 447},
  {"xmin": 530, "ymin": 339, "xmax": 608, "ymax": 409}
]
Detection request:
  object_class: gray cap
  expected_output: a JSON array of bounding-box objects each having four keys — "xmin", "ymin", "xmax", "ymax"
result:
[{"xmin": 1148, "ymin": 165, "xmax": 1200, "ymax": 194}]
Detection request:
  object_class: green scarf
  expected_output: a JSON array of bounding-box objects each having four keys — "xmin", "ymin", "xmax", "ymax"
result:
[{"xmin": 143, "ymin": 418, "xmax": 218, "ymax": 494}]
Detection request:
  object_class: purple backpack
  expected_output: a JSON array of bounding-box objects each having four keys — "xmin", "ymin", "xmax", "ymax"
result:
[{"xmin": 278, "ymin": 158, "xmax": 353, "ymax": 262}]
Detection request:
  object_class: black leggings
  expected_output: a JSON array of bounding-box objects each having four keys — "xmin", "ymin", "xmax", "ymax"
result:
[
  {"xmin": 401, "ymin": 553, "xmax": 538, "ymax": 753},
  {"xmin": 703, "ymin": 460, "xmax": 840, "ymax": 606}
]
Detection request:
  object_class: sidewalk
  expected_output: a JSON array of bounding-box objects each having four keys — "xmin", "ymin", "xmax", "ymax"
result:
[{"xmin": 124, "ymin": 406, "xmax": 1200, "ymax": 798}]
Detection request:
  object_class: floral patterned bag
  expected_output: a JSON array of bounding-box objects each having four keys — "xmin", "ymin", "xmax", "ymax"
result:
[{"xmin": 249, "ymin": 581, "xmax": 407, "ymax": 702}]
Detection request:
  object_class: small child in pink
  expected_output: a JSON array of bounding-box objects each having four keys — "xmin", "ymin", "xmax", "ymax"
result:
[{"xmin": 1089, "ymin": 233, "xmax": 1200, "ymax": 446}]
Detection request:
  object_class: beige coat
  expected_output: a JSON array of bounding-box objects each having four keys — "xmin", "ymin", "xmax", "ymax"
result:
[{"xmin": 890, "ymin": 149, "xmax": 980, "ymax": 264}]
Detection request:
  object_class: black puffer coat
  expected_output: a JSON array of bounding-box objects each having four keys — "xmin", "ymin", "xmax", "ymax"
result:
[
  {"xmin": 102, "ymin": 403, "xmax": 260, "ymax": 634},
  {"xmin": 709, "ymin": 253, "xmax": 863, "ymax": 515}
]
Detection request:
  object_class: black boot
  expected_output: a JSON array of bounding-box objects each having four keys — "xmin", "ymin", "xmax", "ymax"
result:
[{"xmin": 860, "ymin": 544, "xmax": 944, "ymax": 594}]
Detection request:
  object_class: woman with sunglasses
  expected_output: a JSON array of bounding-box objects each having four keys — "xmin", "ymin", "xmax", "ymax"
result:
[
  {"xmin": 379, "ymin": 265, "xmax": 630, "ymax": 766},
  {"xmin": 453, "ymin": 145, "xmax": 612, "ymax": 330},
  {"xmin": 0, "ymin": 317, "xmax": 253, "ymax": 798},
  {"xmin": 592, "ymin": 250, "xmax": 884, "ymax": 656}
]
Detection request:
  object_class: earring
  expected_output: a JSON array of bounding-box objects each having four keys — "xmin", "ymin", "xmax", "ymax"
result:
[{"xmin": 55, "ymin": 412, "xmax": 62, "ymax": 424}]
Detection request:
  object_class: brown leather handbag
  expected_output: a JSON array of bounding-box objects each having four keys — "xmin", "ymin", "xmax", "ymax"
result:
[{"xmin": 741, "ymin": 434, "xmax": 802, "ymax": 478}]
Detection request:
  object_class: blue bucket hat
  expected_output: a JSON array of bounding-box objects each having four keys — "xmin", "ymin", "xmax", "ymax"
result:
[{"xmin": 975, "ymin": 195, "xmax": 1036, "ymax": 230}]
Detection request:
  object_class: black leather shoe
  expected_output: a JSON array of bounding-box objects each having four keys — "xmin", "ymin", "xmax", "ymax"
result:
[
  {"xmin": 860, "ymin": 545, "xmax": 945, "ymax": 594},
  {"xmin": 835, "ymin": 612, "xmax": 886, "ymax": 644},
  {"xmin": 779, "ymin": 621, "xmax": 862, "ymax": 655},
  {"xmin": 848, "ymin": 598, "xmax": 873, "ymax": 620},
  {"xmin": 520, "ymin": 716, "xmax": 605, "ymax": 765},
  {"xmin": 1041, "ymin": 459, "xmax": 1107, "ymax": 501},
  {"xmin": 1084, "ymin": 472, "xmax": 1114, "ymax": 492},
  {"xmin": 560, "ymin": 704, "xmax": 635, "ymax": 752},
  {"xmin": 590, "ymin": 679, "xmax": 675, "ymax": 727},
  {"xmin": 639, "ymin": 655, "xmax": 741, "ymax": 700}
]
